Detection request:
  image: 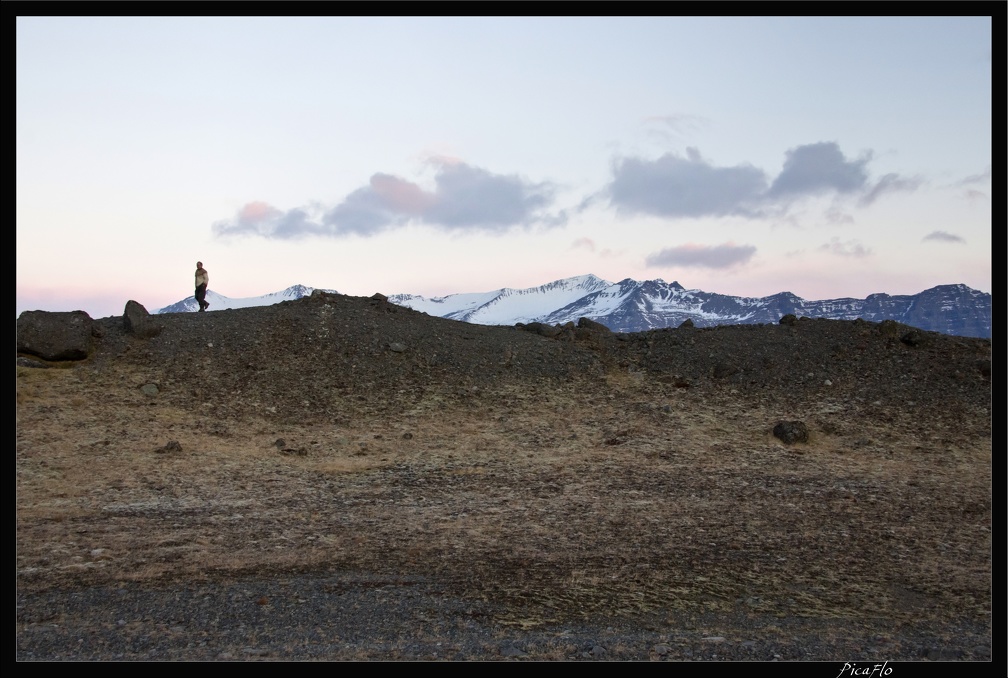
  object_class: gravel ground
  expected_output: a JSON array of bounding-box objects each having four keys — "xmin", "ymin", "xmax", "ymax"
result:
[
  {"xmin": 16, "ymin": 575, "xmax": 992, "ymax": 661},
  {"xmin": 16, "ymin": 294, "xmax": 993, "ymax": 662}
]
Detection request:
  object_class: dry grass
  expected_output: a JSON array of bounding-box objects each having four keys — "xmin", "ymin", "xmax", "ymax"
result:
[{"xmin": 16, "ymin": 362, "xmax": 991, "ymax": 622}]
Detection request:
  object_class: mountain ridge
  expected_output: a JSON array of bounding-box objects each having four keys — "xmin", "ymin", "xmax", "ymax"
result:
[{"xmin": 155, "ymin": 275, "xmax": 992, "ymax": 338}]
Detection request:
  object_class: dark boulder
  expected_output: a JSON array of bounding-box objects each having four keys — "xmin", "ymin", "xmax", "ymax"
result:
[
  {"xmin": 773, "ymin": 420, "xmax": 809, "ymax": 444},
  {"xmin": 520, "ymin": 322, "xmax": 562, "ymax": 338},
  {"xmin": 577, "ymin": 317, "xmax": 611, "ymax": 334},
  {"xmin": 370, "ymin": 292, "xmax": 396, "ymax": 313},
  {"xmin": 123, "ymin": 300, "xmax": 163, "ymax": 338},
  {"xmin": 899, "ymin": 328, "xmax": 930, "ymax": 347},
  {"xmin": 16, "ymin": 310, "xmax": 95, "ymax": 361},
  {"xmin": 976, "ymin": 358, "xmax": 992, "ymax": 379},
  {"xmin": 712, "ymin": 363, "xmax": 739, "ymax": 379}
]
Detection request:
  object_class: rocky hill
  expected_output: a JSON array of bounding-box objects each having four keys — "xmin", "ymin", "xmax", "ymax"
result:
[
  {"xmin": 16, "ymin": 293, "xmax": 993, "ymax": 661},
  {"xmin": 82, "ymin": 292, "xmax": 993, "ymax": 423}
]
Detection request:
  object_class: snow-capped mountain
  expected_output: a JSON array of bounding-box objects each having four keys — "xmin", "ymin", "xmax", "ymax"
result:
[
  {"xmin": 398, "ymin": 277, "xmax": 992, "ymax": 339},
  {"xmin": 155, "ymin": 284, "xmax": 328, "ymax": 314},
  {"xmin": 390, "ymin": 277, "xmax": 991, "ymax": 338},
  {"xmin": 155, "ymin": 276, "xmax": 992, "ymax": 338},
  {"xmin": 388, "ymin": 274, "xmax": 613, "ymax": 325},
  {"xmin": 524, "ymin": 279, "xmax": 992, "ymax": 338}
]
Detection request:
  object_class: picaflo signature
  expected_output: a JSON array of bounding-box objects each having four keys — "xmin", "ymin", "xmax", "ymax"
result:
[{"xmin": 836, "ymin": 662, "xmax": 892, "ymax": 678}]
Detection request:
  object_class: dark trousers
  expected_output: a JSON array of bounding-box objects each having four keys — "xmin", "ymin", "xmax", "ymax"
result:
[{"xmin": 195, "ymin": 284, "xmax": 207, "ymax": 310}]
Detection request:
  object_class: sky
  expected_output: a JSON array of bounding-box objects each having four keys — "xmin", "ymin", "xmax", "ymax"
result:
[{"xmin": 16, "ymin": 16, "xmax": 993, "ymax": 319}]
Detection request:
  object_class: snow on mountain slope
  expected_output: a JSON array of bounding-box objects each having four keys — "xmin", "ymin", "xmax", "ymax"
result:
[
  {"xmin": 388, "ymin": 274, "xmax": 612, "ymax": 325},
  {"xmin": 156, "ymin": 285, "xmax": 331, "ymax": 314},
  {"xmin": 536, "ymin": 279, "xmax": 775, "ymax": 331}
]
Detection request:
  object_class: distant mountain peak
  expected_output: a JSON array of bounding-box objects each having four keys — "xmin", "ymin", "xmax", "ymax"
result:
[
  {"xmin": 155, "ymin": 275, "xmax": 991, "ymax": 338},
  {"xmin": 156, "ymin": 284, "xmax": 336, "ymax": 314}
]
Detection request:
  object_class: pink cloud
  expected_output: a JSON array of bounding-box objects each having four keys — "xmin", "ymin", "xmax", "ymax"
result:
[
  {"xmin": 238, "ymin": 201, "xmax": 281, "ymax": 223},
  {"xmin": 370, "ymin": 174, "xmax": 434, "ymax": 215}
]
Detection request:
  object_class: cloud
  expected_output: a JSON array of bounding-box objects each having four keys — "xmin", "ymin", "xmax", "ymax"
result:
[
  {"xmin": 923, "ymin": 230, "xmax": 966, "ymax": 244},
  {"xmin": 953, "ymin": 166, "xmax": 991, "ymax": 202},
  {"xmin": 819, "ymin": 237, "xmax": 872, "ymax": 258},
  {"xmin": 768, "ymin": 142, "xmax": 871, "ymax": 197},
  {"xmin": 320, "ymin": 177, "xmax": 414, "ymax": 237},
  {"xmin": 214, "ymin": 159, "xmax": 563, "ymax": 240},
  {"xmin": 958, "ymin": 166, "xmax": 991, "ymax": 186},
  {"xmin": 858, "ymin": 173, "xmax": 923, "ymax": 206},
  {"xmin": 418, "ymin": 161, "xmax": 557, "ymax": 232},
  {"xmin": 571, "ymin": 236, "xmax": 622, "ymax": 259},
  {"xmin": 606, "ymin": 141, "xmax": 914, "ymax": 221},
  {"xmin": 645, "ymin": 242, "xmax": 757, "ymax": 269},
  {"xmin": 608, "ymin": 148, "xmax": 768, "ymax": 218},
  {"xmin": 824, "ymin": 205, "xmax": 855, "ymax": 225},
  {"xmin": 212, "ymin": 201, "xmax": 328, "ymax": 239},
  {"xmin": 642, "ymin": 114, "xmax": 710, "ymax": 144},
  {"xmin": 216, "ymin": 141, "xmax": 924, "ymax": 241}
]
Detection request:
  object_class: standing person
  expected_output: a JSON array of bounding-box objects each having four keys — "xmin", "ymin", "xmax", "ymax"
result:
[{"xmin": 195, "ymin": 261, "xmax": 210, "ymax": 312}]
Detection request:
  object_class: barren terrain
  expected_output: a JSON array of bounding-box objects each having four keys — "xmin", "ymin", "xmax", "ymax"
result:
[{"xmin": 16, "ymin": 293, "xmax": 993, "ymax": 661}]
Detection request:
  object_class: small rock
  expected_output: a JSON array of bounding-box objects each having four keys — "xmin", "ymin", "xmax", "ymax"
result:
[
  {"xmin": 773, "ymin": 421, "xmax": 809, "ymax": 444},
  {"xmin": 900, "ymin": 329, "xmax": 926, "ymax": 346},
  {"xmin": 155, "ymin": 440, "xmax": 182, "ymax": 454},
  {"xmin": 971, "ymin": 645, "xmax": 992, "ymax": 659},
  {"xmin": 499, "ymin": 644, "xmax": 527, "ymax": 658}
]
